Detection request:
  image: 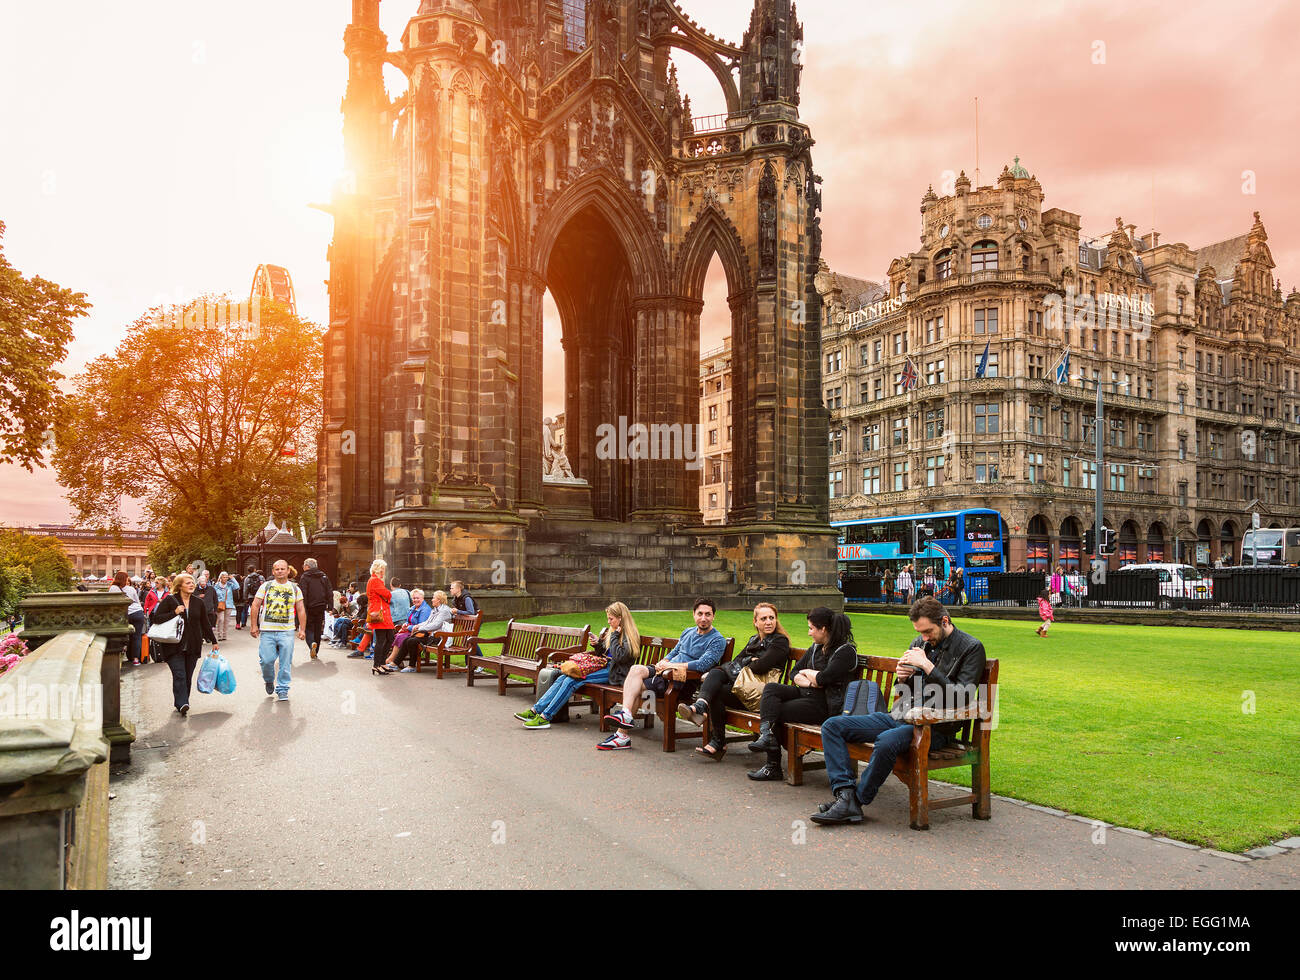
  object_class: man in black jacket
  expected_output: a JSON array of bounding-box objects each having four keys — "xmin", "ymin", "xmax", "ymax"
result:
[
  {"xmin": 812, "ymin": 597, "xmax": 987, "ymax": 825},
  {"xmin": 298, "ymin": 558, "xmax": 334, "ymax": 660},
  {"xmin": 195, "ymin": 570, "xmax": 219, "ymax": 627}
]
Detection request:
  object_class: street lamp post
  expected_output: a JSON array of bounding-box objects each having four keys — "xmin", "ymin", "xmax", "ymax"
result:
[{"xmin": 1094, "ymin": 380, "xmax": 1104, "ymax": 567}]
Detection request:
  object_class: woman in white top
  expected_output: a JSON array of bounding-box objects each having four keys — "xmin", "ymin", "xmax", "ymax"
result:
[{"xmin": 110, "ymin": 571, "xmax": 146, "ymax": 665}]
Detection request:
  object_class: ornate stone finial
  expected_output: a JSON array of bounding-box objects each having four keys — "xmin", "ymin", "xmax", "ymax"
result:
[
  {"xmin": 1249, "ymin": 211, "xmax": 1267, "ymax": 244},
  {"xmin": 955, "ymin": 170, "xmax": 971, "ymax": 194}
]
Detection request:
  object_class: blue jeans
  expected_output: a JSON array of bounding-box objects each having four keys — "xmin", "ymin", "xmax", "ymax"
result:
[
  {"xmin": 821, "ymin": 711, "xmax": 949, "ymax": 805},
  {"xmin": 533, "ymin": 667, "xmax": 609, "ymax": 719},
  {"xmin": 332, "ymin": 618, "xmax": 351, "ymax": 642},
  {"xmin": 259, "ymin": 630, "xmax": 296, "ymax": 696}
]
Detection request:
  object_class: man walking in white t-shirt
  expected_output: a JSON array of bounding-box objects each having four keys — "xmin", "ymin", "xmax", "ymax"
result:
[{"xmin": 248, "ymin": 559, "xmax": 307, "ymax": 702}]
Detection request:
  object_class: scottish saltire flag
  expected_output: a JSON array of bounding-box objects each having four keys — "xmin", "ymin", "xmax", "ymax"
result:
[
  {"xmin": 975, "ymin": 340, "xmax": 991, "ymax": 379},
  {"xmin": 1054, "ymin": 348, "xmax": 1071, "ymax": 385},
  {"xmin": 900, "ymin": 358, "xmax": 919, "ymax": 391}
]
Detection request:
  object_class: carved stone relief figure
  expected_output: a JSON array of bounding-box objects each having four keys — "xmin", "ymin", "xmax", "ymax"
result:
[
  {"xmin": 543, "ymin": 417, "xmax": 579, "ymax": 482},
  {"xmin": 758, "ymin": 161, "xmax": 777, "ymax": 279},
  {"xmin": 414, "ymin": 67, "xmax": 441, "ymax": 205}
]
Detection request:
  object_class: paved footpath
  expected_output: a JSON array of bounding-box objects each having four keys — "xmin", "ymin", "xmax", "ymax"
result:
[{"xmin": 110, "ymin": 629, "xmax": 1300, "ymax": 889}]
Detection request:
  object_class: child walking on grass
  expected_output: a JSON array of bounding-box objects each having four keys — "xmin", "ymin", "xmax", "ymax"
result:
[{"xmin": 1036, "ymin": 589, "xmax": 1054, "ymax": 637}]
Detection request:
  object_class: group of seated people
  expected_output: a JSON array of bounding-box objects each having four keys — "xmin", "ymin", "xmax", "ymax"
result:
[
  {"xmin": 327, "ymin": 578, "xmax": 477, "ymax": 673},
  {"xmin": 509, "ymin": 594, "xmax": 987, "ymax": 827}
]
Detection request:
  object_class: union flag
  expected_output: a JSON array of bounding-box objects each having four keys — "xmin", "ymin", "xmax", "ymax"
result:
[{"xmin": 899, "ymin": 358, "xmax": 919, "ymax": 392}]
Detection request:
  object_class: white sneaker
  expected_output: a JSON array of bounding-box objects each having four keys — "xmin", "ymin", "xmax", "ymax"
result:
[
  {"xmin": 602, "ymin": 706, "xmax": 635, "ymax": 728},
  {"xmin": 400, "ymin": 667, "xmax": 416, "ymax": 673}
]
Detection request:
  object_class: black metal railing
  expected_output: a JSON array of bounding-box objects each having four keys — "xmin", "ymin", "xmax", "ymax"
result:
[{"xmin": 843, "ymin": 566, "xmax": 1300, "ymax": 613}]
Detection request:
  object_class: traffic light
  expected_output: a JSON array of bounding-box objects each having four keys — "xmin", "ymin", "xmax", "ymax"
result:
[
  {"xmin": 1083, "ymin": 528, "xmax": 1096, "ymax": 554},
  {"xmin": 1100, "ymin": 527, "xmax": 1117, "ymax": 555}
]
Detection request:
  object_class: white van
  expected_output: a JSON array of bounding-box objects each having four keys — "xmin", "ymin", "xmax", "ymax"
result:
[{"xmin": 1119, "ymin": 563, "xmax": 1212, "ymax": 603}]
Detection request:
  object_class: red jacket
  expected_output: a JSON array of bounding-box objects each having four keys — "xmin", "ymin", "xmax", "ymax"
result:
[
  {"xmin": 367, "ymin": 575, "xmax": 393, "ymax": 629},
  {"xmin": 1037, "ymin": 597, "xmax": 1054, "ymax": 622}
]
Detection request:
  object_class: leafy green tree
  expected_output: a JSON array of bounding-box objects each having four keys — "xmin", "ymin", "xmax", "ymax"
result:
[
  {"xmin": 0, "ymin": 565, "xmax": 36, "ymax": 622},
  {"xmin": 54, "ymin": 296, "xmax": 323, "ymax": 563},
  {"xmin": 0, "ymin": 529, "xmax": 75, "ymax": 601},
  {"xmin": 0, "ymin": 219, "xmax": 92, "ymax": 470}
]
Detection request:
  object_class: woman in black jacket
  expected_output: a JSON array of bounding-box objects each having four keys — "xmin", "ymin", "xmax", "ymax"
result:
[
  {"xmin": 151, "ymin": 572, "xmax": 219, "ymax": 717},
  {"xmin": 679, "ymin": 602, "xmax": 792, "ymax": 760},
  {"xmin": 746, "ymin": 607, "xmax": 858, "ymax": 782}
]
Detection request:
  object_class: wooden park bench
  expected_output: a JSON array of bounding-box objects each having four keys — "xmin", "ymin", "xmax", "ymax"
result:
[
  {"xmin": 569, "ymin": 634, "xmax": 735, "ymax": 752},
  {"xmin": 698, "ymin": 643, "xmax": 860, "ymax": 750},
  {"xmin": 466, "ymin": 620, "xmax": 590, "ymax": 697},
  {"xmin": 784, "ymin": 656, "xmax": 999, "ymax": 830},
  {"xmin": 413, "ymin": 610, "xmax": 484, "ymax": 678}
]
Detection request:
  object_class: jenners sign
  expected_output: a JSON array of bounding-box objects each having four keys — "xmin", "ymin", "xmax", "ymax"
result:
[{"xmin": 833, "ymin": 294, "xmax": 908, "ymax": 328}]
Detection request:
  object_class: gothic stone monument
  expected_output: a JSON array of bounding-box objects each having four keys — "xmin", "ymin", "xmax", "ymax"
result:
[{"xmin": 316, "ymin": 0, "xmax": 840, "ymax": 614}]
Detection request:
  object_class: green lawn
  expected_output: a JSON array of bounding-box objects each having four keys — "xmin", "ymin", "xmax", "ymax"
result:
[{"xmin": 506, "ymin": 609, "xmax": 1299, "ymax": 852}]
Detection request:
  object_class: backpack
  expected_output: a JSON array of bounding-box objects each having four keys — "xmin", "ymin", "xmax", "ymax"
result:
[{"xmin": 841, "ymin": 679, "xmax": 886, "ymax": 716}]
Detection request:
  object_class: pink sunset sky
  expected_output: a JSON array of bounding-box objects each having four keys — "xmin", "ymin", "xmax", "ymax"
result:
[{"xmin": 2, "ymin": 0, "xmax": 1297, "ymax": 528}]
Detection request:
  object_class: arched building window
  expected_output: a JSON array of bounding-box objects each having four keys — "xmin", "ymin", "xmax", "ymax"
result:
[
  {"xmin": 1058, "ymin": 517, "xmax": 1082, "ymax": 572},
  {"xmin": 1220, "ymin": 520, "xmax": 1238, "ymax": 564},
  {"xmin": 935, "ymin": 249, "xmax": 953, "ymax": 281},
  {"xmin": 1118, "ymin": 520, "xmax": 1139, "ymax": 565},
  {"xmin": 1026, "ymin": 515, "xmax": 1051, "ymax": 571},
  {"xmin": 1146, "ymin": 522, "xmax": 1166, "ymax": 563}
]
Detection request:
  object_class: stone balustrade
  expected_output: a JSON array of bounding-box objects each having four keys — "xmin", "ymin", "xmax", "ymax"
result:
[{"xmin": 0, "ymin": 630, "xmax": 110, "ymax": 889}]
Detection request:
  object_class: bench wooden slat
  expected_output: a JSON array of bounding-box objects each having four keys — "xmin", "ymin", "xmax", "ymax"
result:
[{"xmin": 466, "ymin": 620, "xmax": 591, "ymax": 697}]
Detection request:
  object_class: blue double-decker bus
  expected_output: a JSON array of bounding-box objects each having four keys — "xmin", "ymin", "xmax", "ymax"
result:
[{"xmin": 833, "ymin": 509, "xmax": 1006, "ymax": 603}]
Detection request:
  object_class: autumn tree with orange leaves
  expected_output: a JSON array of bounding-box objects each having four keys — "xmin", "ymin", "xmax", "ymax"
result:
[{"xmin": 53, "ymin": 297, "xmax": 323, "ymax": 571}]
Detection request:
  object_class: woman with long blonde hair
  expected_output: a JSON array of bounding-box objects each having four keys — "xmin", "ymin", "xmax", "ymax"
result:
[
  {"xmin": 366, "ymin": 558, "xmax": 395, "ymax": 676},
  {"xmin": 516, "ymin": 601, "xmax": 640, "ymax": 729},
  {"xmin": 680, "ymin": 601, "xmax": 792, "ymax": 760}
]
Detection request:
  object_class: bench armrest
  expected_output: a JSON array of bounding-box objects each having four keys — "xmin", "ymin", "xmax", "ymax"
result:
[
  {"xmin": 419, "ymin": 629, "xmax": 478, "ymax": 648},
  {"xmin": 901, "ymin": 705, "xmax": 986, "ymax": 725}
]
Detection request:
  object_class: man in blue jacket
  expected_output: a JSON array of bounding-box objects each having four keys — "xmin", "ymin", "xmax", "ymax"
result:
[{"xmin": 597, "ymin": 598, "xmax": 727, "ymax": 751}]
